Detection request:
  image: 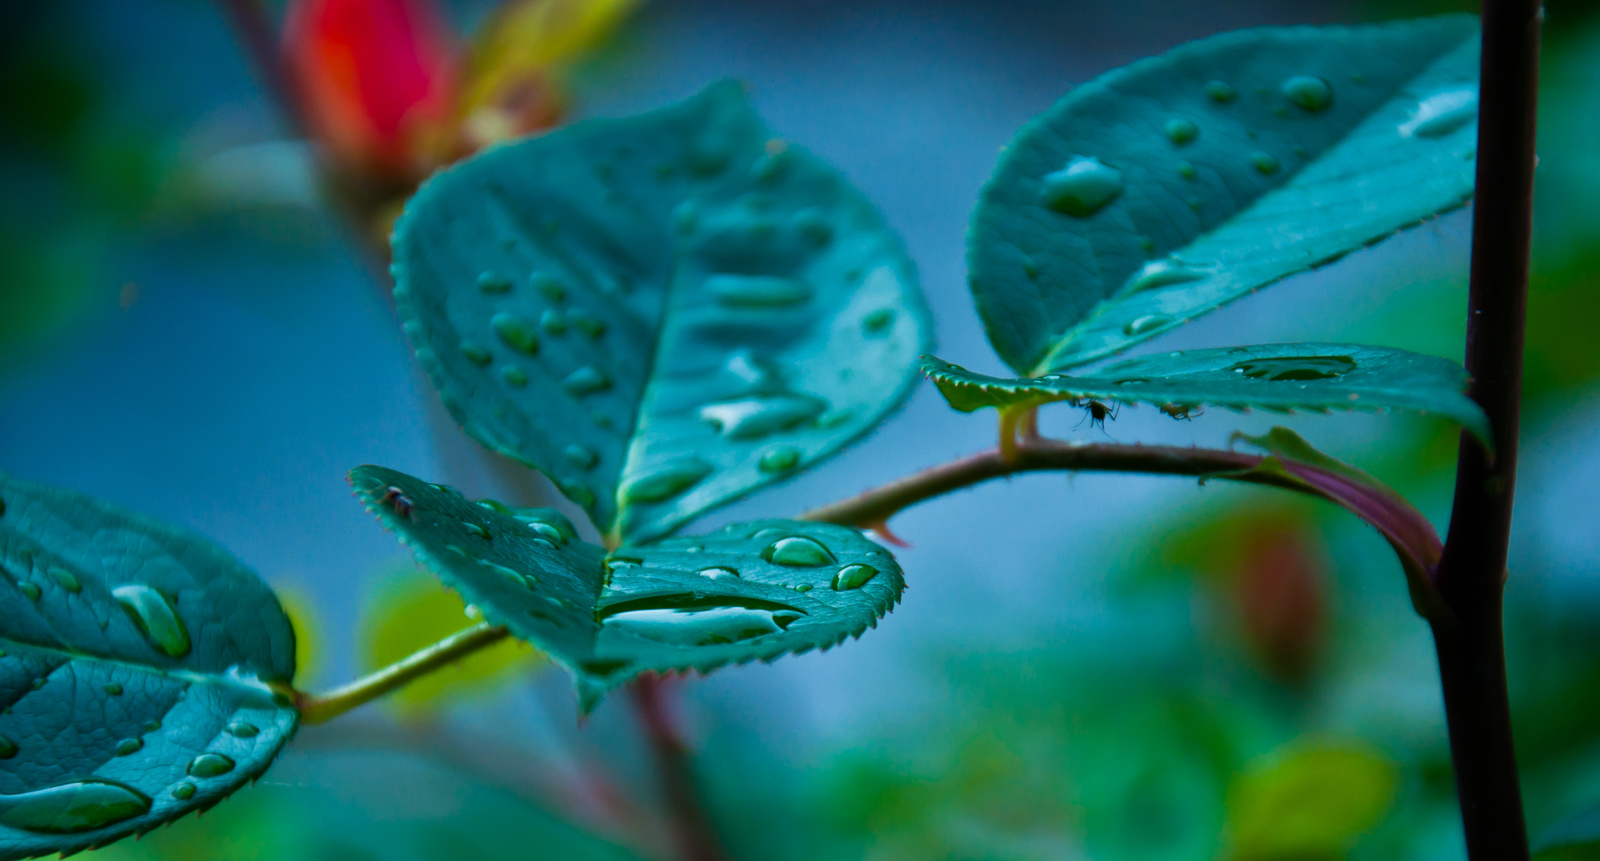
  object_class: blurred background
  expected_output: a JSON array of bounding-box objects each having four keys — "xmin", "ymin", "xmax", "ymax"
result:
[{"xmin": 1, "ymin": 0, "xmax": 1597, "ymax": 858}]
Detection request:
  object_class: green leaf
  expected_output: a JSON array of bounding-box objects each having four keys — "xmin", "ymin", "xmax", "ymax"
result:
[
  {"xmin": 392, "ymin": 80, "xmax": 931, "ymax": 542},
  {"xmin": 967, "ymin": 15, "xmax": 1480, "ymax": 374},
  {"xmin": 1226, "ymin": 741, "xmax": 1398, "ymax": 859},
  {"xmin": 0, "ymin": 473, "xmax": 297, "ymax": 861},
  {"xmin": 1535, "ymin": 805, "xmax": 1600, "ymax": 860},
  {"xmin": 350, "ymin": 465, "xmax": 904, "ymax": 711},
  {"xmin": 922, "ymin": 343, "xmax": 1491, "ymax": 445}
]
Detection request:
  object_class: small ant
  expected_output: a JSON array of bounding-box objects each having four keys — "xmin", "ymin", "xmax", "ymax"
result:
[
  {"xmin": 1073, "ymin": 398, "xmax": 1120, "ymax": 432},
  {"xmin": 1159, "ymin": 403, "xmax": 1204, "ymax": 421},
  {"xmin": 379, "ymin": 485, "xmax": 415, "ymax": 519}
]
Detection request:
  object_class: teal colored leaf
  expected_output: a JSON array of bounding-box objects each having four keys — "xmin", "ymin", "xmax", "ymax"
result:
[
  {"xmin": 391, "ymin": 80, "xmax": 931, "ymax": 542},
  {"xmin": 967, "ymin": 15, "xmax": 1480, "ymax": 374},
  {"xmin": 0, "ymin": 473, "xmax": 297, "ymax": 861},
  {"xmin": 1535, "ymin": 805, "xmax": 1600, "ymax": 860},
  {"xmin": 351, "ymin": 465, "xmax": 904, "ymax": 711},
  {"xmin": 922, "ymin": 343, "xmax": 1491, "ymax": 445}
]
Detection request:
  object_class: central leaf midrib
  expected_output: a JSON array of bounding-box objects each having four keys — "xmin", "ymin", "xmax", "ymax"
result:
[{"xmin": 0, "ymin": 632, "xmax": 284, "ymax": 702}]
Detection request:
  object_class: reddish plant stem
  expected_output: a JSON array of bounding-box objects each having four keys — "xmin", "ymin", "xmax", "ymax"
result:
[
  {"xmin": 799, "ymin": 440, "xmax": 1318, "ymax": 527},
  {"xmin": 1429, "ymin": 2, "xmax": 1541, "ymax": 858},
  {"xmin": 629, "ymin": 677, "xmax": 733, "ymax": 861}
]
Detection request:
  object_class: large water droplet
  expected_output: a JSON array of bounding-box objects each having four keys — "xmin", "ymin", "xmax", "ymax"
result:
[
  {"xmin": 170, "ymin": 783, "xmax": 196, "ymax": 801},
  {"xmin": 491, "ymin": 312, "xmax": 540, "ymax": 355},
  {"xmin": 758, "ymin": 446, "xmax": 802, "ymax": 473},
  {"xmin": 1281, "ymin": 76, "xmax": 1333, "ymax": 112},
  {"xmin": 1123, "ymin": 315, "xmax": 1174, "ymax": 336},
  {"xmin": 1122, "ymin": 260, "xmax": 1208, "ymax": 294},
  {"xmin": 113, "ymin": 585, "xmax": 191, "ymax": 658},
  {"xmin": 620, "ymin": 457, "xmax": 713, "ymax": 504},
  {"xmin": 1164, "ymin": 118, "xmax": 1199, "ymax": 145},
  {"xmin": 599, "ymin": 595, "xmax": 805, "ymax": 646},
  {"xmin": 187, "ymin": 753, "xmax": 236, "ymax": 778},
  {"xmin": 1204, "ymin": 80, "xmax": 1237, "ymax": 102},
  {"xmin": 0, "ymin": 780, "xmax": 152, "ymax": 833},
  {"xmin": 1399, "ymin": 87, "xmax": 1479, "ymax": 138},
  {"xmin": 699, "ymin": 394, "xmax": 826, "ymax": 440},
  {"xmin": 1230, "ymin": 355, "xmax": 1356, "ymax": 381},
  {"xmin": 477, "ymin": 272, "xmax": 513, "ymax": 294},
  {"xmin": 1250, "ymin": 152, "xmax": 1281, "ymax": 175},
  {"xmin": 831, "ymin": 564, "xmax": 879, "ymax": 591},
  {"xmin": 1040, "ymin": 157, "xmax": 1123, "ymax": 216},
  {"xmin": 763, "ymin": 536, "xmax": 835, "ymax": 567},
  {"xmin": 705, "ymin": 274, "xmax": 813, "ymax": 308},
  {"xmin": 563, "ymin": 365, "xmax": 610, "ymax": 395}
]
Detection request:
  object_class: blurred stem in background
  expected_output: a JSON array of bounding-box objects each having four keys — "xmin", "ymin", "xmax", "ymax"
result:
[{"xmin": 1428, "ymin": 0, "xmax": 1541, "ymax": 857}]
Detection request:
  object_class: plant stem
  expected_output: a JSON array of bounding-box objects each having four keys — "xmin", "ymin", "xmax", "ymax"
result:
[
  {"xmin": 294, "ymin": 622, "xmax": 511, "ymax": 724},
  {"xmin": 1429, "ymin": 2, "xmax": 1541, "ymax": 858},
  {"xmin": 799, "ymin": 439, "xmax": 1318, "ymax": 527},
  {"xmin": 630, "ymin": 676, "xmax": 733, "ymax": 861}
]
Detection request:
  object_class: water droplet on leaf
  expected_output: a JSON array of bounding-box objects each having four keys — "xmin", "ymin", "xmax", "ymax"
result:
[
  {"xmin": 1123, "ymin": 260, "xmax": 1208, "ymax": 294},
  {"xmin": 1165, "ymin": 118, "xmax": 1199, "ymax": 144},
  {"xmin": 491, "ymin": 312, "xmax": 540, "ymax": 355},
  {"xmin": 1250, "ymin": 152, "xmax": 1280, "ymax": 175},
  {"xmin": 1123, "ymin": 315, "xmax": 1173, "ymax": 335},
  {"xmin": 500, "ymin": 366, "xmax": 528, "ymax": 387},
  {"xmin": 477, "ymin": 272, "xmax": 513, "ymax": 294},
  {"xmin": 48, "ymin": 568, "xmax": 81, "ymax": 593},
  {"xmin": 19, "ymin": 582, "xmax": 40, "ymax": 601},
  {"xmin": 1399, "ymin": 87, "xmax": 1479, "ymax": 138},
  {"xmin": 112, "ymin": 585, "xmax": 191, "ymax": 658},
  {"xmin": 763, "ymin": 536, "xmax": 835, "ymax": 567},
  {"xmin": 0, "ymin": 780, "xmax": 151, "ymax": 833},
  {"xmin": 699, "ymin": 394, "xmax": 826, "ymax": 440},
  {"xmin": 114, "ymin": 738, "xmax": 142, "ymax": 757},
  {"xmin": 460, "ymin": 342, "xmax": 492, "ymax": 365},
  {"xmin": 170, "ymin": 783, "xmax": 196, "ymax": 801},
  {"xmin": 563, "ymin": 444, "xmax": 599, "ymax": 469},
  {"xmin": 758, "ymin": 446, "xmax": 802, "ymax": 473},
  {"xmin": 226, "ymin": 721, "xmax": 259, "ymax": 738},
  {"xmin": 1281, "ymin": 76, "xmax": 1333, "ymax": 111},
  {"xmin": 620, "ymin": 457, "xmax": 713, "ymax": 504},
  {"xmin": 1204, "ymin": 80, "xmax": 1237, "ymax": 102},
  {"xmin": 531, "ymin": 273, "xmax": 566, "ymax": 302},
  {"xmin": 1040, "ymin": 156, "xmax": 1123, "ymax": 216},
  {"xmin": 1230, "ymin": 355, "xmax": 1356, "ymax": 381},
  {"xmin": 187, "ymin": 753, "xmax": 236, "ymax": 778},
  {"xmin": 563, "ymin": 365, "xmax": 610, "ymax": 395},
  {"xmin": 540, "ymin": 309, "xmax": 568, "ymax": 335},
  {"xmin": 697, "ymin": 567, "xmax": 740, "ymax": 581},
  {"xmin": 706, "ymin": 274, "xmax": 813, "ymax": 308},
  {"xmin": 831, "ymin": 564, "xmax": 878, "ymax": 591}
]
